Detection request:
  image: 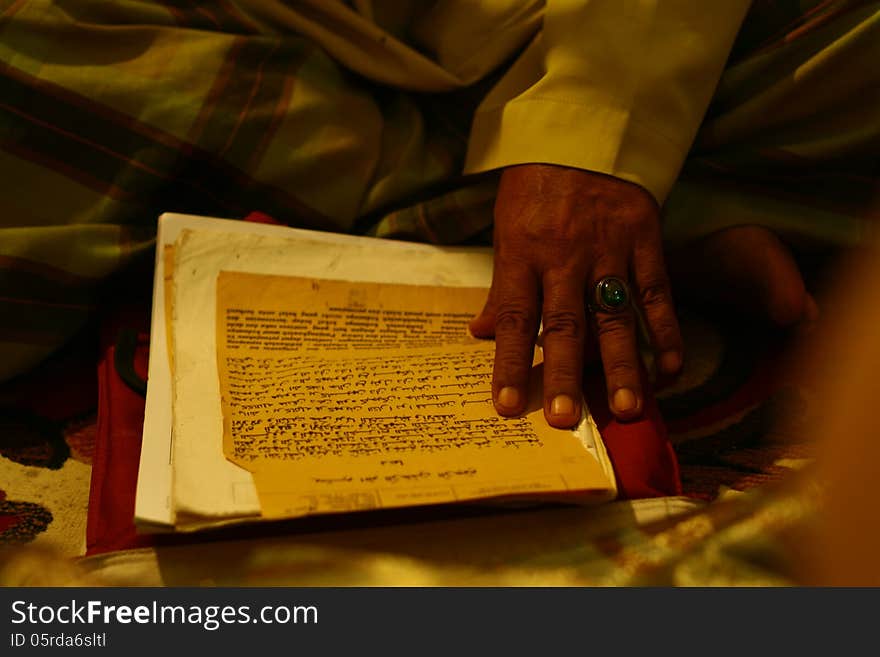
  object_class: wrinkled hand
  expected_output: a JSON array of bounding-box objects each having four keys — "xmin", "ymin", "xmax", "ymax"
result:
[{"xmin": 469, "ymin": 164, "xmax": 683, "ymax": 428}]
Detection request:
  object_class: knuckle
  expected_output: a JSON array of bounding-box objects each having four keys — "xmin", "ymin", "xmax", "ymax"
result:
[
  {"xmin": 494, "ymin": 351, "xmax": 531, "ymax": 382},
  {"xmin": 649, "ymin": 317, "xmax": 682, "ymax": 346},
  {"xmin": 633, "ymin": 197, "xmax": 660, "ymax": 223},
  {"xmin": 603, "ymin": 354, "xmax": 638, "ymax": 380},
  {"xmin": 543, "ymin": 346, "xmax": 582, "ymax": 374},
  {"xmin": 495, "ymin": 305, "xmax": 539, "ymax": 337},
  {"xmin": 546, "ymin": 367, "xmax": 580, "ymax": 390},
  {"xmin": 540, "ymin": 309, "xmax": 584, "ymax": 341},
  {"xmin": 612, "ymin": 197, "xmax": 658, "ymax": 231},
  {"xmin": 639, "ymin": 279, "xmax": 672, "ymax": 308},
  {"xmin": 623, "ymin": 186, "xmax": 660, "ymax": 220},
  {"xmin": 593, "ymin": 312, "xmax": 634, "ymax": 337}
]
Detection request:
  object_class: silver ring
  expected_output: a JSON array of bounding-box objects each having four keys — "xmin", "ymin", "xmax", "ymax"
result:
[{"xmin": 591, "ymin": 276, "xmax": 630, "ymax": 314}]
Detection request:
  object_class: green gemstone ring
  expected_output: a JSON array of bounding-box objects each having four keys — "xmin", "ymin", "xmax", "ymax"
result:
[{"xmin": 592, "ymin": 276, "xmax": 630, "ymax": 314}]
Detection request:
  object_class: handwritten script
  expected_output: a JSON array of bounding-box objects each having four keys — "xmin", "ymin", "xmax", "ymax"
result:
[
  {"xmin": 225, "ymin": 347, "xmax": 542, "ymax": 463},
  {"xmin": 215, "ymin": 272, "xmax": 609, "ymax": 518}
]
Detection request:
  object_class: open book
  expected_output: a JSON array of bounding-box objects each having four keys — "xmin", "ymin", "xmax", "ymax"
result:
[{"xmin": 135, "ymin": 213, "xmax": 617, "ymax": 532}]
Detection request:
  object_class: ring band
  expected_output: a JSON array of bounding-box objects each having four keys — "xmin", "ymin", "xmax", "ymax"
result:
[{"xmin": 592, "ymin": 276, "xmax": 630, "ymax": 314}]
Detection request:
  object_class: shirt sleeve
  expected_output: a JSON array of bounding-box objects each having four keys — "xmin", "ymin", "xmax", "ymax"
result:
[{"xmin": 464, "ymin": 0, "xmax": 752, "ymax": 204}]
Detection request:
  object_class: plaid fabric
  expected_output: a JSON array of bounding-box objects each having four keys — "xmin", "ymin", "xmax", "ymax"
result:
[
  {"xmin": 0, "ymin": 0, "xmax": 878, "ymax": 382},
  {"xmin": 664, "ymin": 0, "xmax": 880, "ymax": 249}
]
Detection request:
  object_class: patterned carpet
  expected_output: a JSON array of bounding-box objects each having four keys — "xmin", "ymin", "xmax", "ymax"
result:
[
  {"xmin": 0, "ymin": 333, "xmax": 99, "ymax": 555},
  {"xmin": 0, "ymin": 303, "xmax": 811, "ymax": 559}
]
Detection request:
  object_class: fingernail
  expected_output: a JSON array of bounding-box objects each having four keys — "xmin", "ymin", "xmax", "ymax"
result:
[
  {"xmin": 612, "ymin": 388, "xmax": 638, "ymax": 414},
  {"xmin": 659, "ymin": 351, "xmax": 682, "ymax": 374},
  {"xmin": 551, "ymin": 394, "xmax": 576, "ymax": 418},
  {"xmin": 498, "ymin": 386, "xmax": 521, "ymax": 410}
]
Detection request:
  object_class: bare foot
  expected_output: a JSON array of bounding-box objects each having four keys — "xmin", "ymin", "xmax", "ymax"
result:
[{"xmin": 666, "ymin": 225, "xmax": 818, "ymax": 328}]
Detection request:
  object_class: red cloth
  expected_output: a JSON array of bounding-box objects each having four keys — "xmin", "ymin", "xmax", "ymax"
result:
[
  {"xmin": 86, "ymin": 212, "xmax": 681, "ymax": 554},
  {"xmin": 86, "ymin": 312, "xmax": 155, "ymax": 555},
  {"xmin": 585, "ymin": 367, "xmax": 681, "ymax": 499}
]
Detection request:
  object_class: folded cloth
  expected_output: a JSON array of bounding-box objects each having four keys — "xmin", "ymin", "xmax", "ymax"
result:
[
  {"xmin": 86, "ymin": 213, "xmax": 681, "ymax": 555},
  {"xmin": 85, "ymin": 310, "xmax": 154, "ymax": 556},
  {"xmin": 586, "ymin": 368, "xmax": 681, "ymax": 499}
]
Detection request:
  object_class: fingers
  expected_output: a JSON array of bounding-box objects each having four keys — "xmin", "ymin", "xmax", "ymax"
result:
[
  {"xmin": 469, "ymin": 216, "xmax": 504, "ymax": 340},
  {"xmin": 482, "ymin": 256, "xmax": 672, "ymax": 425},
  {"xmin": 490, "ymin": 262, "xmax": 541, "ymax": 417},
  {"xmin": 468, "ymin": 291, "xmax": 498, "ymax": 339},
  {"xmin": 633, "ymin": 234, "xmax": 683, "ymax": 376},
  {"xmin": 591, "ymin": 267, "xmax": 643, "ymax": 421},
  {"xmin": 540, "ymin": 271, "xmax": 586, "ymax": 428}
]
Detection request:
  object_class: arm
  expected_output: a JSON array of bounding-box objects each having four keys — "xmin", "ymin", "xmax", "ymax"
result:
[{"xmin": 466, "ymin": 0, "xmax": 751, "ymax": 426}]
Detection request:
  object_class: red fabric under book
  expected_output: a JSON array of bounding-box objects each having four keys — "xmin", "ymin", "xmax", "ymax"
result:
[
  {"xmin": 586, "ymin": 368, "xmax": 681, "ymax": 499},
  {"xmin": 86, "ymin": 213, "xmax": 681, "ymax": 555},
  {"xmin": 86, "ymin": 311, "xmax": 155, "ymax": 555}
]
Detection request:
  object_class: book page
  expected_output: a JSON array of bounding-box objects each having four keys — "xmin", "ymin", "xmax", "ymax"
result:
[
  {"xmin": 216, "ymin": 272, "xmax": 614, "ymax": 519},
  {"xmin": 166, "ymin": 226, "xmax": 612, "ymax": 526},
  {"xmin": 170, "ymin": 228, "xmax": 502, "ymax": 521}
]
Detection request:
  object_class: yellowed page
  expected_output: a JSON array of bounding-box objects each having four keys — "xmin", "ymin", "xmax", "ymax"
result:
[
  {"xmin": 170, "ymin": 227, "xmax": 497, "ymax": 522},
  {"xmin": 217, "ymin": 271, "xmax": 614, "ymax": 519},
  {"xmin": 165, "ymin": 225, "xmax": 611, "ymax": 527}
]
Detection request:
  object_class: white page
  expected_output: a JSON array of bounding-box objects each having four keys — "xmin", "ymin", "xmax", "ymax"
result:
[
  {"xmin": 138, "ymin": 213, "xmax": 353, "ymax": 526},
  {"xmin": 139, "ymin": 213, "xmax": 490, "ymax": 526}
]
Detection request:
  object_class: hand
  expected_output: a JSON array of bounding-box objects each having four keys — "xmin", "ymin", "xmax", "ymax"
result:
[{"xmin": 469, "ymin": 164, "xmax": 683, "ymax": 428}]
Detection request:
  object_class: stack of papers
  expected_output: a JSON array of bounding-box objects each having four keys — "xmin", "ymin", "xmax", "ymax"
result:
[{"xmin": 134, "ymin": 213, "xmax": 616, "ymax": 532}]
